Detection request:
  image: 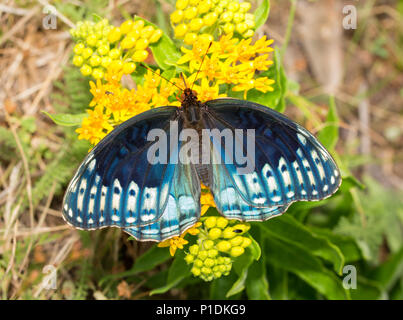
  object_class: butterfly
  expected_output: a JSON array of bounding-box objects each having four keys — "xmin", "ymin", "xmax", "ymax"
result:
[{"xmin": 62, "ymin": 88, "xmax": 341, "ymax": 242}]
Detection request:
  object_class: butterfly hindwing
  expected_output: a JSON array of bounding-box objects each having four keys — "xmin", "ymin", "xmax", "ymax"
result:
[
  {"xmin": 203, "ymin": 98, "xmax": 341, "ymax": 221},
  {"xmin": 62, "ymin": 106, "xmax": 200, "ymax": 237}
]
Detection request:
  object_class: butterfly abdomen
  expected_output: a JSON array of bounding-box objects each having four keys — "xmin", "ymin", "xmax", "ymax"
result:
[{"xmin": 195, "ymin": 163, "xmax": 212, "ymax": 187}]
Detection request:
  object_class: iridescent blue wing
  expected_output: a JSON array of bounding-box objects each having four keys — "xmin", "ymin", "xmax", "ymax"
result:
[
  {"xmin": 203, "ymin": 98, "xmax": 341, "ymax": 221},
  {"xmin": 123, "ymin": 160, "xmax": 201, "ymax": 241},
  {"xmin": 62, "ymin": 106, "xmax": 201, "ymax": 240}
]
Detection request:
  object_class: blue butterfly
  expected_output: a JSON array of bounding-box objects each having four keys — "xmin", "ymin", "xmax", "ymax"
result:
[{"xmin": 62, "ymin": 88, "xmax": 341, "ymax": 242}]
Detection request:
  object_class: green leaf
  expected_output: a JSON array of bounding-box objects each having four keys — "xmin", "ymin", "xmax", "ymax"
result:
[
  {"xmin": 265, "ymin": 236, "xmax": 348, "ymax": 299},
  {"xmin": 309, "ymin": 227, "xmax": 363, "ymax": 263},
  {"xmin": 370, "ymin": 247, "xmax": 403, "ymax": 290},
  {"xmin": 131, "ymin": 245, "xmax": 172, "ymax": 274},
  {"xmin": 339, "ymin": 175, "xmax": 365, "ymax": 192},
  {"xmin": 254, "ymin": 0, "xmax": 270, "ymax": 30},
  {"xmin": 246, "ymin": 237, "xmax": 270, "ymax": 300},
  {"xmin": 318, "ymin": 96, "xmax": 339, "ymax": 151},
  {"xmin": 134, "ymin": 17, "xmax": 181, "ymax": 71},
  {"xmin": 257, "ymin": 215, "xmax": 345, "ymax": 274},
  {"xmin": 226, "ymin": 248, "xmax": 254, "ymax": 297},
  {"xmin": 150, "ymin": 251, "xmax": 190, "ymax": 295},
  {"xmin": 42, "ymin": 111, "xmax": 87, "ymax": 127},
  {"xmin": 245, "ymin": 46, "xmax": 287, "ymax": 113},
  {"xmin": 350, "ymin": 277, "xmax": 385, "ymax": 300}
]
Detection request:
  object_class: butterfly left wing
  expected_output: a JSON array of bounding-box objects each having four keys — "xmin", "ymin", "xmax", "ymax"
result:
[
  {"xmin": 62, "ymin": 106, "xmax": 201, "ymax": 240},
  {"xmin": 202, "ymin": 98, "xmax": 341, "ymax": 221}
]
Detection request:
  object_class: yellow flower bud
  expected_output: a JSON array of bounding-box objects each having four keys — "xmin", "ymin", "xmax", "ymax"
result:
[
  {"xmin": 109, "ymin": 60, "xmax": 123, "ymax": 70},
  {"xmin": 204, "ymin": 216, "xmax": 217, "ymax": 229},
  {"xmin": 230, "ymin": 246, "xmax": 244, "ymax": 257},
  {"xmin": 232, "ymin": 223, "xmax": 250, "ymax": 234},
  {"xmin": 223, "ymin": 22, "xmax": 235, "ymax": 34},
  {"xmin": 222, "ymin": 226, "xmax": 236, "ymax": 239},
  {"xmin": 108, "ymin": 27, "xmax": 122, "ymax": 43},
  {"xmin": 184, "ymin": 6, "xmax": 198, "ymax": 20},
  {"xmin": 198, "ymin": 0, "xmax": 211, "ymax": 14},
  {"xmin": 194, "ymin": 259, "xmax": 203, "ymax": 268},
  {"xmin": 89, "ymin": 55, "xmax": 101, "ymax": 67},
  {"xmin": 216, "ymin": 217, "xmax": 228, "ymax": 229},
  {"xmin": 189, "ymin": 18, "xmax": 204, "ymax": 31},
  {"xmin": 236, "ymin": 22, "xmax": 248, "ymax": 34},
  {"xmin": 132, "ymin": 50, "xmax": 149, "ymax": 62},
  {"xmin": 198, "ymin": 34, "xmax": 214, "ymax": 43},
  {"xmin": 203, "ymin": 239, "xmax": 214, "ymax": 250},
  {"xmin": 81, "ymin": 48, "xmax": 94, "ymax": 59},
  {"xmin": 109, "ymin": 48, "xmax": 121, "ymax": 59},
  {"xmin": 174, "ymin": 24, "xmax": 188, "ymax": 38},
  {"xmin": 73, "ymin": 43, "xmax": 85, "ymax": 55},
  {"xmin": 243, "ymin": 29, "xmax": 254, "ymax": 38},
  {"xmin": 132, "ymin": 19, "xmax": 144, "ymax": 30},
  {"xmin": 216, "ymin": 240, "xmax": 231, "ymax": 252},
  {"xmin": 208, "ymin": 249, "xmax": 218, "ymax": 258},
  {"xmin": 214, "ymin": 7, "xmax": 223, "ymax": 15},
  {"xmin": 92, "ymin": 68, "xmax": 104, "ymax": 79},
  {"xmin": 208, "ymin": 227, "xmax": 222, "ymax": 240},
  {"xmin": 135, "ymin": 38, "xmax": 149, "ymax": 50},
  {"xmin": 204, "ymin": 258, "xmax": 215, "ymax": 267},
  {"xmin": 229, "ymin": 236, "xmax": 243, "ymax": 247},
  {"xmin": 101, "ymin": 56, "xmax": 112, "ymax": 68},
  {"xmin": 203, "ymin": 12, "xmax": 218, "ymax": 26},
  {"xmin": 228, "ymin": 1, "xmax": 239, "ymax": 12},
  {"xmin": 184, "ymin": 254, "xmax": 195, "ymax": 264},
  {"xmin": 245, "ymin": 19, "xmax": 255, "ymax": 29},
  {"xmin": 122, "ymin": 62, "xmax": 136, "ymax": 74},
  {"xmin": 141, "ymin": 26, "xmax": 154, "ymax": 39},
  {"xmin": 191, "ymin": 267, "xmax": 201, "ymax": 276},
  {"xmin": 149, "ymin": 29, "xmax": 163, "ymax": 43},
  {"xmin": 198, "ymin": 250, "xmax": 208, "ymax": 260},
  {"xmin": 241, "ymin": 237, "xmax": 252, "ymax": 248},
  {"xmin": 120, "ymin": 36, "xmax": 136, "ymax": 49},
  {"xmin": 171, "ymin": 10, "xmax": 185, "ymax": 24},
  {"xmin": 176, "ymin": 0, "xmax": 189, "ymax": 10},
  {"xmin": 184, "ymin": 32, "xmax": 198, "ymax": 45},
  {"xmin": 127, "ymin": 29, "xmax": 141, "ymax": 40},
  {"xmin": 201, "ymin": 266, "xmax": 212, "ymax": 274},
  {"xmin": 72, "ymin": 55, "xmax": 84, "ymax": 67},
  {"xmin": 218, "ymin": 0, "xmax": 228, "ymax": 8},
  {"xmin": 233, "ymin": 12, "xmax": 244, "ymax": 23},
  {"xmin": 189, "ymin": 0, "xmax": 199, "ymax": 5},
  {"xmin": 240, "ymin": 2, "xmax": 251, "ymax": 12},
  {"xmin": 120, "ymin": 20, "xmax": 134, "ymax": 34},
  {"xmin": 97, "ymin": 44, "xmax": 109, "ymax": 56},
  {"xmin": 189, "ymin": 244, "xmax": 199, "ymax": 255},
  {"xmin": 86, "ymin": 34, "xmax": 97, "ymax": 47},
  {"xmin": 221, "ymin": 11, "xmax": 234, "ymax": 22}
]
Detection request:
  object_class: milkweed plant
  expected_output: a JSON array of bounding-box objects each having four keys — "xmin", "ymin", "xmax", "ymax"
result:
[{"xmin": 47, "ymin": 0, "xmax": 380, "ymax": 299}]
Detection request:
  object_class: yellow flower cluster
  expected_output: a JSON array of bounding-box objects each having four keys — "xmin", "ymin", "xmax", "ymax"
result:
[
  {"xmin": 177, "ymin": 34, "xmax": 275, "ymax": 98},
  {"xmin": 70, "ymin": 18, "xmax": 162, "ymax": 79},
  {"xmin": 171, "ymin": 0, "xmax": 256, "ymax": 44},
  {"xmin": 76, "ymin": 67, "xmax": 178, "ymax": 145}
]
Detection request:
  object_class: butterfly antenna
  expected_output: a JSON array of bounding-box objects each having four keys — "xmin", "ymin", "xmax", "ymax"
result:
[
  {"xmin": 139, "ymin": 63, "xmax": 184, "ymax": 92},
  {"xmin": 191, "ymin": 41, "xmax": 212, "ymax": 90}
]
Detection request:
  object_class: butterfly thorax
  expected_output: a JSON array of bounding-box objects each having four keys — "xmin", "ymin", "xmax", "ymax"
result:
[{"xmin": 180, "ymin": 88, "xmax": 204, "ymax": 126}]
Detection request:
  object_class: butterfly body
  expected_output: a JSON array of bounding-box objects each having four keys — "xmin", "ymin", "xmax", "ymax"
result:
[{"xmin": 62, "ymin": 91, "xmax": 341, "ymax": 241}]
